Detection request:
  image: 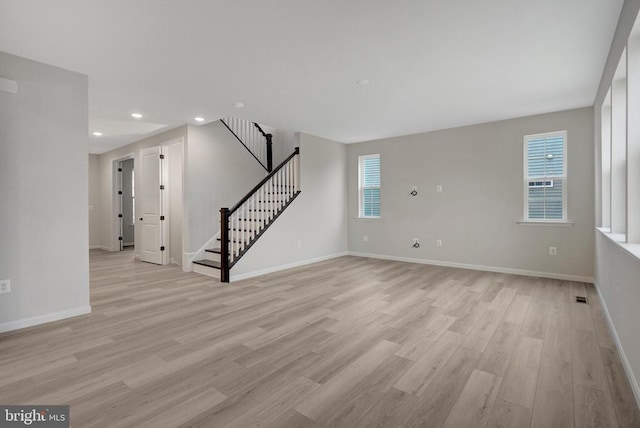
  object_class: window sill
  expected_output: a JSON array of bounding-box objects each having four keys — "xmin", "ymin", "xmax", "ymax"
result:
[
  {"xmin": 597, "ymin": 228, "xmax": 640, "ymax": 260},
  {"xmin": 517, "ymin": 221, "xmax": 574, "ymax": 227},
  {"xmin": 354, "ymin": 217, "xmax": 382, "ymax": 221}
]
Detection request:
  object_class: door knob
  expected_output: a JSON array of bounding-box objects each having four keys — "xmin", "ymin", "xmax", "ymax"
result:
[{"xmin": 139, "ymin": 217, "xmax": 143, "ymax": 221}]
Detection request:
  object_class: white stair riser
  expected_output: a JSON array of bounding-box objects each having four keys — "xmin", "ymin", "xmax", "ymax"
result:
[
  {"xmin": 193, "ymin": 263, "xmax": 221, "ymax": 279},
  {"xmin": 205, "ymin": 252, "xmax": 221, "ymax": 262}
]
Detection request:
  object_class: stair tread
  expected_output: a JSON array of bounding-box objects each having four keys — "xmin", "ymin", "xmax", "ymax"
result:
[
  {"xmin": 205, "ymin": 247, "xmax": 221, "ymax": 253},
  {"xmin": 193, "ymin": 259, "xmax": 221, "ymax": 269}
]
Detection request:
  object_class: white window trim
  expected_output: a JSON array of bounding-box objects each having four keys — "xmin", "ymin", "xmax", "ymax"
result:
[
  {"xmin": 517, "ymin": 221, "xmax": 574, "ymax": 227},
  {"xmin": 358, "ymin": 153, "xmax": 381, "ymax": 219},
  {"xmin": 523, "ymin": 130, "xmax": 568, "ymax": 222}
]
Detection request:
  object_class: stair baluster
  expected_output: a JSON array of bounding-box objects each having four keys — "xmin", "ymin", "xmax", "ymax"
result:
[{"xmin": 220, "ymin": 117, "xmax": 273, "ymax": 172}]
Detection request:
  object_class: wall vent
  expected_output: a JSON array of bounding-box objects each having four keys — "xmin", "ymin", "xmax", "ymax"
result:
[{"xmin": 576, "ymin": 296, "xmax": 589, "ymax": 304}]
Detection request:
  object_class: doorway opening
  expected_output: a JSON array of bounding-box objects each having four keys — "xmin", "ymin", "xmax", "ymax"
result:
[
  {"xmin": 113, "ymin": 154, "xmax": 134, "ymax": 251},
  {"xmin": 119, "ymin": 158, "xmax": 135, "ymax": 249}
]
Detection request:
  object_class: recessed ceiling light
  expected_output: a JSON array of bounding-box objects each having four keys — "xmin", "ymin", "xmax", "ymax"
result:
[
  {"xmin": 131, "ymin": 112, "xmax": 143, "ymax": 119},
  {"xmin": 234, "ymin": 102, "xmax": 245, "ymax": 108},
  {"xmin": 357, "ymin": 79, "xmax": 370, "ymax": 85},
  {"xmin": 194, "ymin": 117, "xmax": 205, "ymax": 122},
  {"xmin": 92, "ymin": 131, "xmax": 103, "ymax": 137}
]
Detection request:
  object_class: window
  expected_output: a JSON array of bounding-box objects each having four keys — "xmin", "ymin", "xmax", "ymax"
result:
[
  {"xmin": 524, "ymin": 131, "xmax": 567, "ymax": 221},
  {"xmin": 528, "ymin": 180, "xmax": 554, "ymax": 188},
  {"xmin": 358, "ymin": 154, "xmax": 380, "ymax": 218}
]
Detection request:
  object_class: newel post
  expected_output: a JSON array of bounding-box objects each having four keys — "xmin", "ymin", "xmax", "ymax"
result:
[
  {"xmin": 220, "ymin": 207, "xmax": 230, "ymax": 283},
  {"xmin": 266, "ymin": 134, "xmax": 273, "ymax": 172}
]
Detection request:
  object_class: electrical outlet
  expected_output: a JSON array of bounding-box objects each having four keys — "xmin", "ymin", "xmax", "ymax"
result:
[
  {"xmin": 549, "ymin": 247, "xmax": 557, "ymax": 255},
  {"xmin": 0, "ymin": 279, "xmax": 10, "ymax": 294},
  {"xmin": 436, "ymin": 185, "xmax": 443, "ymax": 193},
  {"xmin": 436, "ymin": 239, "xmax": 442, "ymax": 247},
  {"xmin": 363, "ymin": 235, "xmax": 368, "ymax": 242}
]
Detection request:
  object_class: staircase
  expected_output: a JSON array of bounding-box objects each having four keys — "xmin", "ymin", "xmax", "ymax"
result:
[
  {"xmin": 192, "ymin": 118, "xmax": 300, "ymax": 282},
  {"xmin": 220, "ymin": 117, "xmax": 273, "ymax": 172}
]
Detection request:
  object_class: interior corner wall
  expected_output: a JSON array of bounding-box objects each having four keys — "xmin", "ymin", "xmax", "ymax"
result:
[
  {"xmin": 593, "ymin": 0, "xmax": 640, "ymax": 404},
  {"xmin": 231, "ymin": 133, "xmax": 348, "ymax": 278},
  {"xmin": 0, "ymin": 51, "xmax": 90, "ymax": 332},
  {"xmin": 88, "ymin": 153, "xmax": 102, "ymax": 248},
  {"xmin": 347, "ymin": 107, "xmax": 595, "ymax": 281},
  {"xmin": 273, "ymin": 128, "xmax": 299, "ymax": 165}
]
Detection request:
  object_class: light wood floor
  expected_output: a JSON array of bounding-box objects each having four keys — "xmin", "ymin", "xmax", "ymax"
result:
[{"xmin": 1, "ymin": 250, "xmax": 639, "ymax": 427}]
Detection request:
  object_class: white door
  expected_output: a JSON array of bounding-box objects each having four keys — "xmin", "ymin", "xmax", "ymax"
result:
[{"xmin": 139, "ymin": 146, "xmax": 167, "ymax": 264}]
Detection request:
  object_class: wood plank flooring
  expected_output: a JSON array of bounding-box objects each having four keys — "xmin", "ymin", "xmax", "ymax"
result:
[{"xmin": 1, "ymin": 250, "xmax": 639, "ymax": 427}]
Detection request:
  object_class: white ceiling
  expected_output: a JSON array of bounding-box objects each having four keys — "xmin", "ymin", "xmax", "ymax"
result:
[{"xmin": 0, "ymin": 0, "xmax": 624, "ymax": 154}]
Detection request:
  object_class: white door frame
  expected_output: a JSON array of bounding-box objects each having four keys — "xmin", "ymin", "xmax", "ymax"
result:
[
  {"xmin": 165, "ymin": 139, "xmax": 186, "ymax": 267},
  {"xmin": 109, "ymin": 137, "xmax": 186, "ymax": 266},
  {"xmin": 111, "ymin": 153, "xmax": 134, "ymax": 251}
]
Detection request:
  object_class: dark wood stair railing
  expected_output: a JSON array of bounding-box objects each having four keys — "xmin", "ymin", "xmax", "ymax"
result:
[
  {"xmin": 220, "ymin": 117, "xmax": 273, "ymax": 172},
  {"xmin": 219, "ymin": 147, "xmax": 300, "ymax": 282}
]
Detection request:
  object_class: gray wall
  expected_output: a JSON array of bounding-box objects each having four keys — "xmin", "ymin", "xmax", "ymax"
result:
[
  {"xmin": 347, "ymin": 107, "xmax": 594, "ymax": 281},
  {"xmin": 167, "ymin": 143, "xmax": 183, "ymax": 265},
  {"xmin": 593, "ymin": 0, "xmax": 640, "ymax": 403},
  {"xmin": 0, "ymin": 51, "xmax": 90, "ymax": 331},
  {"xmin": 233, "ymin": 133, "xmax": 348, "ymax": 278},
  {"xmin": 88, "ymin": 154, "xmax": 102, "ymax": 248},
  {"xmin": 595, "ymin": 232, "xmax": 640, "ymax": 397}
]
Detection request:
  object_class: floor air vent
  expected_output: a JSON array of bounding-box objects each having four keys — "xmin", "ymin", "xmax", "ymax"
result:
[{"xmin": 576, "ymin": 296, "xmax": 589, "ymax": 304}]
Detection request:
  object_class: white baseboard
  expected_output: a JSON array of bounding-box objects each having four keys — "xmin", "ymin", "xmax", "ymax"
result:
[
  {"xmin": 0, "ymin": 305, "xmax": 92, "ymax": 334},
  {"xmin": 193, "ymin": 263, "xmax": 221, "ymax": 279},
  {"xmin": 347, "ymin": 252, "xmax": 594, "ymax": 283},
  {"xmin": 593, "ymin": 283, "xmax": 640, "ymax": 409},
  {"xmin": 231, "ymin": 252, "xmax": 348, "ymax": 282},
  {"xmin": 183, "ymin": 252, "xmax": 197, "ymax": 272},
  {"xmin": 89, "ymin": 245, "xmax": 112, "ymax": 251}
]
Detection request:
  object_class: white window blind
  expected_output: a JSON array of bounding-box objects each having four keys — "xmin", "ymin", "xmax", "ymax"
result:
[
  {"xmin": 359, "ymin": 154, "xmax": 380, "ymax": 218},
  {"xmin": 524, "ymin": 131, "xmax": 567, "ymax": 221}
]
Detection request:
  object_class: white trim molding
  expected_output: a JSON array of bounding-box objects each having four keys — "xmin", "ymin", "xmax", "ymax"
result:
[
  {"xmin": 517, "ymin": 221, "xmax": 574, "ymax": 227},
  {"xmin": 231, "ymin": 252, "xmax": 348, "ymax": 282},
  {"xmin": 593, "ymin": 282, "xmax": 640, "ymax": 409},
  {"xmin": 89, "ymin": 245, "xmax": 112, "ymax": 251},
  {"xmin": 0, "ymin": 306, "xmax": 92, "ymax": 334},
  {"xmin": 347, "ymin": 251, "xmax": 594, "ymax": 283},
  {"xmin": 183, "ymin": 251, "xmax": 197, "ymax": 272}
]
